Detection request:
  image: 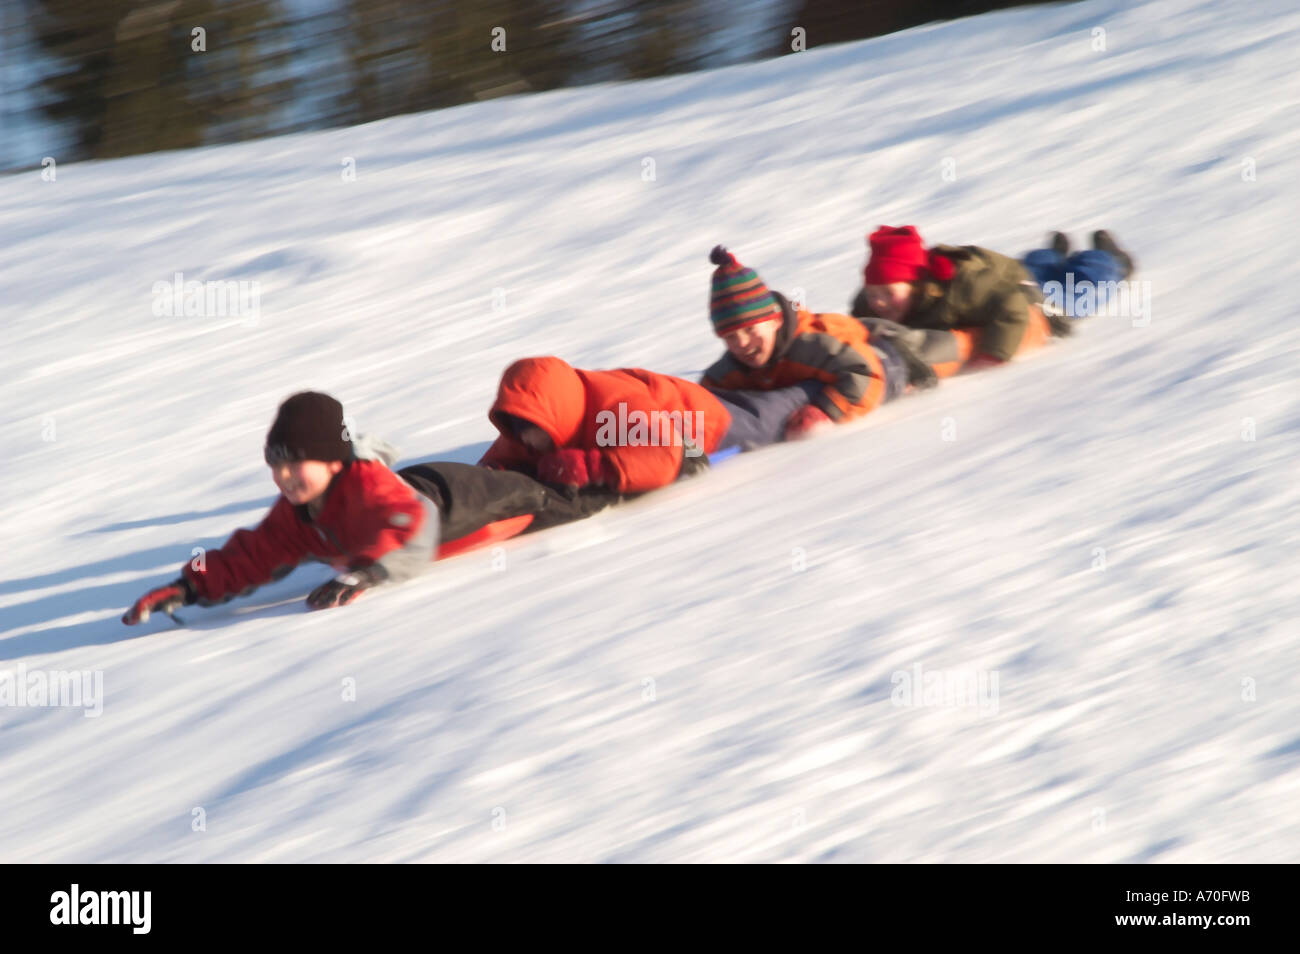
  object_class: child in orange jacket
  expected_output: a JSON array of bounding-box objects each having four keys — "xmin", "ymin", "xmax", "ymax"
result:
[
  {"xmin": 699, "ymin": 246, "xmax": 934, "ymax": 441},
  {"xmin": 479, "ymin": 356, "xmax": 732, "ymax": 494}
]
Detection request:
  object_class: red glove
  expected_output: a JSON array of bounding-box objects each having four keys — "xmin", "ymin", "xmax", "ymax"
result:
[
  {"xmin": 784, "ymin": 405, "xmax": 833, "ymax": 441},
  {"xmin": 537, "ymin": 448, "xmax": 608, "ymax": 488},
  {"xmin": 963, "ymin": 354, "xmax": 1006, "ymax": 372},
  {"xmin": 122, "ymin": 578, "xmax": 194, "ymax": 625}
]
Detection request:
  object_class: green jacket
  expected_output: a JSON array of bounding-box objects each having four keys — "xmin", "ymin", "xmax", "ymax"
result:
[{"xmin": 852, "ymin": 245, "xmax": 1038, "ymax": 362}]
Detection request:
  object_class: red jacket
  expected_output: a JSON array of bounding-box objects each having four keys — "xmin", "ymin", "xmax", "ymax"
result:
[
  {"xmin": 183, "ymin": 459, "xmax": 431, "ymax": 604},
  {"xmin": 479, "ymin": 356, "xmax": 731, "ymax": 493}
]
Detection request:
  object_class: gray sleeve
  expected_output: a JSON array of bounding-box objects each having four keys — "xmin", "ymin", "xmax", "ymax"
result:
[
  {"xmin": 783, "ymin": 332, "xmax": 877, "ymax": 421},
  {"xmin": 372, "ymin": 493, "xmax": 442, "ymax": 584},
  {"xmin": 701, "ymin": 353, "xmax": 741, "ymax": 387}
]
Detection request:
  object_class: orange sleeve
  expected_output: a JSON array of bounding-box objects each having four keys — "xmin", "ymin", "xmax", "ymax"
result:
[
  {"xmin": 602, "ymin": 442, "xmax": 681, "ymax": 494},
  {"xmin": 595, "ymin": 391, "xmax": 686, "ymax": 493}
]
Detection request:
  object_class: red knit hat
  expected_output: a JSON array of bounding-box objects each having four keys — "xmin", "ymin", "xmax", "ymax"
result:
[{"xmin": 864, "ymin": 225, "xmax": 930, "ymax": 285}]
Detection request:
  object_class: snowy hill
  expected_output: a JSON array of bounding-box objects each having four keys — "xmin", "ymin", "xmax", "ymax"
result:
[{"xmin": 2, "ymin": 0, "xmax": 1298, "ymax": 862}]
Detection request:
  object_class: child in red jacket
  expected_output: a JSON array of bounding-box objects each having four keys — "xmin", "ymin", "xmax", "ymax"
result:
[{"xmin": 123, "ymin": 391, "xmax": 592, "ymax": 624}]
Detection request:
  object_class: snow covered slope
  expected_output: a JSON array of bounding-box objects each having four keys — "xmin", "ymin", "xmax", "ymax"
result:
[{"xmin": 2, "ymin": 0, "xmax": 1298, "ymax": 862}]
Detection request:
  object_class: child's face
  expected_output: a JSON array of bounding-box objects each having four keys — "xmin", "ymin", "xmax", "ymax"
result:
[
  {"xmin": 501, "ymin": 414, "xmax": 554, "ymax": 454},
  {"xmin": 863, "ymin": 282, "xmax": 914, "ymax": 322},
  {"xmin": 722, "ymin": 319, "xmax": 780, "ymax": 368},
  {"xmin": 270, "ymin": 459, "xmax": 343, "ymax": 505},
  {"xmin": 514, "ymin": 422, "xmax": 554, "ymax": 454}
]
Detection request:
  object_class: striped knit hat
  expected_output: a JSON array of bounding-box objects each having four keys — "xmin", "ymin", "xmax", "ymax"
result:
[{"xmin": 708, "ymin": 245, "xmax": 782, "ymax": 336}]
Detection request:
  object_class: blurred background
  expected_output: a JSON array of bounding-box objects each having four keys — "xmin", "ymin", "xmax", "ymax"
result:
[{"xmin": 0, "ymin": 0, "xmax": 1046, "ymax": 171}]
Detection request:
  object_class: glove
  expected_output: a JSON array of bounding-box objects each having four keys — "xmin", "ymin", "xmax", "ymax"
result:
[
  {"xmin": 866, "ymin": 319, "xmax": 938, "ymax": 390},
  {"xmin": 122, "ymin": 578, "xmax": 195, "ymax": 625},
  {"xmin": 306, "ymin": 564, "xmax": 387, "ymax": 610},
  {"xmin": 537, "ymin": 448, "xmax": 608, "ymax": 489},
  {"xmin": 963, "ymin": 354, "xmax": 1006, "ymax": 372},
  {"xmin": 1040, "ymin": 303, "xmax": 1074, "ymax": 338},
  {"xmin": 863, "ymin": 317, "xmax": 926, "ymax": 350},
  {"xmin": 1045, "ymin": 312, "xmax": 1074, "ymax": 337},
  {"xmin": 784, "ymin": 405, "xmax": 834, "ymax": 441}
]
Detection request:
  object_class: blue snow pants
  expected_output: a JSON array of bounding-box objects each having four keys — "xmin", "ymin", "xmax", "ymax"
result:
[{"xmin": 1022, "ymin": 248, "xmax": 1124, "ymax": 318}]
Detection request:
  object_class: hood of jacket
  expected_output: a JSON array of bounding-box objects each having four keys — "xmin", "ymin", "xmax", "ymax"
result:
[{"xmin": 489, "ymin": 356, "xmax": 587, "ymax": 449}]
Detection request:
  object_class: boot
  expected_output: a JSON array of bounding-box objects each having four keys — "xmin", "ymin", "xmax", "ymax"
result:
[{"xmin": 1091, "ymin": 230, "xmax": 1136, "ymax": 280}]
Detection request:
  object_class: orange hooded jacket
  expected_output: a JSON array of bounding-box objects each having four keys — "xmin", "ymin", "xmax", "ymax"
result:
[{"xmin": 478, "ymin": 357, "xmax": 731, "ymax": 494}]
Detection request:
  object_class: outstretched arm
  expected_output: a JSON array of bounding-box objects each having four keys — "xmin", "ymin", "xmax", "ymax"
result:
[{"xmin": 123, "ymin": 499, "xmax": 311, "ymax": 624}]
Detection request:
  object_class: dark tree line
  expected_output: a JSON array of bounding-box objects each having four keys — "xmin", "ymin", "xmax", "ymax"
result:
[
  {"xmin": 31, "ymin": 0, "xmax": 293, "ymax": 159},
  {"xmin": 13, "ymin": 0, "xmax": 1055, "ymax": 165},
  {"xmin": 780, "ymin": 0, "xmax": 1045, "ymax": 53}
]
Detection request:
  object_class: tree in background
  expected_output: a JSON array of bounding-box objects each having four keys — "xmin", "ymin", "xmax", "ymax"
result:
[
  {"xmin": 13, "ymin": 0, "xmax": 1062, "ymax": 167},
  {"xmin": 19, "ymin": 0, "xmax": 735, "ymax": 164},
  {"xmin": 32, "ymin": 0, "xmax": 292, "ymax": 160},
  {"xmin": 569, "ymin": 0, "xmax": 707, "ymax": 81},
  {"xmin": 338, "ymin": 0, "xmax": 582, "ymax": 126}
]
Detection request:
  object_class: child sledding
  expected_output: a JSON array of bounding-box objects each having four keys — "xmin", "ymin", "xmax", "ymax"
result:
[
  {"xmin": 122, "ymin": 391, "xmax": 609, "ymax": 623},
  {"xmin": 848, "ymin": 224, "xmax": 1136, "ymax": 375},
  {"xmin": 700, "ymin": 245, "xmax": 940, "ymax": 443},
  {"xmin": 478, "ymin": 355, "xmax": 731, "ymax": 492}
]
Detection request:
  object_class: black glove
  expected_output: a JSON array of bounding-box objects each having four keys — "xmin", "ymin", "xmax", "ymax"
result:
[
  {"xmin": 306, "ymin": 563, "xmax": 387, "ymax": 610},
  {"xmin": 123, "ymin": 577, "xmax": 196, "ymax": 625},
  {"xmin": 867, "ymin": 318, "xmax": 939, "ymax": 390},
  {"xmin": 676, "ymin": 438, "xmax": 710, "ymax": 481},
  {"xmin": 1042, "ymin": 304, "xmax": 1074, "ymax": 338}
]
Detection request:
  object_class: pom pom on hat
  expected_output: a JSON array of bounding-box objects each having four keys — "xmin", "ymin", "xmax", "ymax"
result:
[{"xmin": 927, "ymin": 250, "xmax": 956, "ymax": 281}]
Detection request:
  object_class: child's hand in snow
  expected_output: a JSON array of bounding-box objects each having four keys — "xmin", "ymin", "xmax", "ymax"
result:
[
  {"xmin": 963, "ymin": 354, "xmax": 1006, "ymax": 372},
  {"xmin": 306, "ymin": 564, "xmax": 387, "ymax": 610},
  {"xmin": 122, "ymin": 578, "xmax": 194, "ymax": 625},
  {"xmin": 784, "ymin": 405, "xmax": 833, "ymax": 441}
]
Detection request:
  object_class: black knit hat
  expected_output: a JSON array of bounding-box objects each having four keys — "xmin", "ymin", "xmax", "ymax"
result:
[{"xmin": 264, "ymin": 391, "xmax": 353, "ymax": 464}]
